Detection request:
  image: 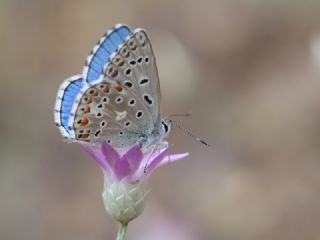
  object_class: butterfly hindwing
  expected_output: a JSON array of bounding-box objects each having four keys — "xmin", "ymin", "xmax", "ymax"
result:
[
  {"xmin": 54, "ymin": 75, "xmax": 84, "ymax": 138},
  {"xmin": 71, "ymin": 81, "xmax": 153, "ymax": 147}
]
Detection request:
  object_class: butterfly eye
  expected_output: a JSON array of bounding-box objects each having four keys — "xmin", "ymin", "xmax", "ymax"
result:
[{"xmin": 162, "ymin": 121, "xmax": 170, "ymax": 133}]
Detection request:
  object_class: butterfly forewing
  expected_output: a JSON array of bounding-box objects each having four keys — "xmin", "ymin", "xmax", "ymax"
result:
[{"xmin": 104, "ymin": 30, "xmax": 161, "ymax": 126}]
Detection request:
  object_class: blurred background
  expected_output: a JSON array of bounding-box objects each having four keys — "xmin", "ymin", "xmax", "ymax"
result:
[{"xmin": 1, "ymin": 0, "xmax": 320, "ymax": 239}]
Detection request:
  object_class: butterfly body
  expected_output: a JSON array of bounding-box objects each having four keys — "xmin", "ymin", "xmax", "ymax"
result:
[{"xmin": 55, "ymin": 24, "xmax": 171, "ymax": 150}]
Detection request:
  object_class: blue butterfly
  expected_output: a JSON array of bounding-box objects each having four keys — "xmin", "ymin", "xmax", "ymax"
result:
[{"xmin": 54, "ymin": 24, "xmax": 171, "ymax": 149}]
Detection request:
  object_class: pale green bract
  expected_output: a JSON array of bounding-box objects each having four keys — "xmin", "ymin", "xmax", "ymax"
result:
[{"xmin": 102, "ymin": 173, "xmax": 149, "ymax": 224}]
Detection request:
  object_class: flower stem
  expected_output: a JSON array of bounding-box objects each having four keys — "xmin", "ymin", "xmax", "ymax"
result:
[{"xmin": 116, "ymin": 222, "xmax": 128, "ymax": 240}]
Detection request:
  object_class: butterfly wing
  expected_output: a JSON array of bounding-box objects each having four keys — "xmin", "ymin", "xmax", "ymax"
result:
[
  {"xmin": 82, "ymin": 24, "xmax": 132, "ymax": 83},
  {"xmin": 54, "ymin": 75, "xmax": 84, "ymax": 139},
  {"xmin": 71, "ymin": 81, "xmax": 153, "ymax": 147},
  {"xmin": 55, "ymin": 24, "xmax": 162, "ymax": 148},
  {"xmin": 104, "ymin": 29, "xmax": 161, "ymax": 126}
]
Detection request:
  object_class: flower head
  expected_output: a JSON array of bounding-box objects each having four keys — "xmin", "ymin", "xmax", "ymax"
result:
[
  {"xmin": 81, "ymin": 142, "xmax": 188, "ymax": 223},
  {"xmin": 81, "ymin": 142, "xmax": 188, "ymax": 183}
]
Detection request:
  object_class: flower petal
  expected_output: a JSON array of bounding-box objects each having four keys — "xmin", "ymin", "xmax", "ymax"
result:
[
  {"xmin": 158, "ymin": 153, "xmax": 189, "ymax": 167},
  {"xmin": 80, "ymin": 144, "xmax": 111, "ymax": 171},
  {"xmin": 114, "ymin": 156, "xmax": 131, "ymax": 181},
  {"xmin": 123, "ymin": 145, "xmax": 143, "ymax": 171},
  {"xmin": 101, "ymin": 142, "xmax": 120, "ymax": 168},
  {"xmin": 114, "ymin": 145, "xmax": 143, "ymax": 181},
  {"xmin": 146, "ymin": 147, "xmax": 171, "ymax": 173}
]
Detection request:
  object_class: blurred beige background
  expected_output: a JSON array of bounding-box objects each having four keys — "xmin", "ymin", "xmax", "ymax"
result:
[{"xmin": 1, "ymin": 0, "xmax": 320, "ymax": 239}]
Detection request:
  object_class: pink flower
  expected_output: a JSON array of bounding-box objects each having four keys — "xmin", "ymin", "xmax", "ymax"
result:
[
  {"xmin": 80, "ymin": 142, "xmax": 188, "ymax": 224},
  {"xmin": 81, "ymin": 142, "xmax": 188, "ymax": 183}
]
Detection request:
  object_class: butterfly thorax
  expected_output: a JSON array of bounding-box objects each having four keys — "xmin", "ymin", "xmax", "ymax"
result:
[{"xmin": 138, "ymin": 119, "xmax": 171, "ymax": 150}]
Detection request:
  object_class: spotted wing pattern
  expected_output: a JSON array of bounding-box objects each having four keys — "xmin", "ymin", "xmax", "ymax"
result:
[
  {"xmin": 103, "ymin": 29, "xmax": 161, "ymax": 124},
  {"xmin": 55, "ymin": 24, "xmax": 162, "ymax": 148},
  {"xmin": 72, "ymin": 81, "xmax": 153, "ymax": 147}
]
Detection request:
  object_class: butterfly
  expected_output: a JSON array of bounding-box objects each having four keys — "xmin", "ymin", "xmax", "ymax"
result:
[{"xmin": 54, "ymin": 24, "xmax": 172, "ymax": 150}]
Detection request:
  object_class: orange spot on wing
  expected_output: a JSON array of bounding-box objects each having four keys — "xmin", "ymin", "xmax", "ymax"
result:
[
  {"xmin": 80, "ymin": 106, "xmax": 90, "ymax": 114},
  {"xmin": 104, "ymin": 85, "xmax": 110, "ymax": 93},
  {"xmin": 114, "ymin": 85, "xmax": 123, "ymax": 92},
  {"xmin": 81, "ymin": 118, "xmax": 89, "ymax": 126},
  {"xmin": 89, "ymin": 89, "xmax": 99, "ymax": 96},
  {"xmin": 82, "ymin": 96, "xmax": 92, "ymax": 104},
  {"xmin": 83, "ymin": 106, "xmax": 90, "ymax": 114},
  {"xmin": 111, "ymin": 69, "xmax": 118, "ymax": 78},
  {"xmin": 82, "ymin": 133, "xmax": 89, "ymax": 139}
]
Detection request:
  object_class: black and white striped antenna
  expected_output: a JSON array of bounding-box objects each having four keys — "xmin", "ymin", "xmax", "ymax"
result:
[{"xmin": 170, "ymin": 119, "xmax": 210, "ymax": 147}]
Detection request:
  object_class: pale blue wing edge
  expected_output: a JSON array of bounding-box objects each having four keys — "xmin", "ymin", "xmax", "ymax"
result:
[
  {"xmin": 82, "ymin": 24, "xmax": 132, "ymax": 83},
  {"xmin": 54, "ymin": 75, "xmax": 84, "ymax": 138}
]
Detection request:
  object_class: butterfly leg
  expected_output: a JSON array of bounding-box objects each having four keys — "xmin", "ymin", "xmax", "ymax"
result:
[{"xmin": 143, "ymin": 144, "xmax": 158, "ymax": 174}]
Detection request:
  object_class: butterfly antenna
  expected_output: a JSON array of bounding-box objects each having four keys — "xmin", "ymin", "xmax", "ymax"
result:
[
  {"xmin": 170, "ymin": 120, "xmax": 211, "ymax": 147},
  {"xmin": 168, "ymin": 112, "xmax": 192, "ymax": 118}
]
